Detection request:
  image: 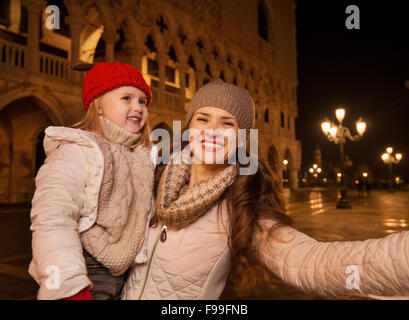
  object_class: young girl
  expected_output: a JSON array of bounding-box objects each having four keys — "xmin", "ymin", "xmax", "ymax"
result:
[{"xmin": 29, "ymin": 62, "xmax": 156, "ymax": 300}]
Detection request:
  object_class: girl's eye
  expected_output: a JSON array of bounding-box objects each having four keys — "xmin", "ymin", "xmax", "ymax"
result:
[
  {"xmin": 197, "ymin": 118, "xmax": 208, "ymax": 122},
  {"xmin": 122, "ymin": 96, "xmax": 131, "ymax": 101},
  {"xmin": 224, "ymin": 122, "xmax": 233, "ymax": 126},
  {"xmin": 139, "ymin": 99, "xmax": 147, "ymax": 105}
]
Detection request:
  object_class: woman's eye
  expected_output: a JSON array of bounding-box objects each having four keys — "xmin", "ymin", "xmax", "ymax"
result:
[
  {"xmin": 224, "ymin": 122, "xmax": 233, "ymax": 126},
  {"xmin": 122, "ymin": 96, "xmax": 131, "ymax": 101},
  {"xmin": 197, "ymin": 118, "xmax": 207, "ymax": 122}
]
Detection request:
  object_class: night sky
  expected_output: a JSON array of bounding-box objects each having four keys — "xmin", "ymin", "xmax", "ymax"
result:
[{"xmin": 295, "ymin": 1, "xmax": 409, "ymax": 182}]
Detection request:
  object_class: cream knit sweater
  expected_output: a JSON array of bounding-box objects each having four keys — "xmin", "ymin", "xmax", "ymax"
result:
[{"xmin": 80, "ymin": 116, "xmax": 154, "ymax": 276}]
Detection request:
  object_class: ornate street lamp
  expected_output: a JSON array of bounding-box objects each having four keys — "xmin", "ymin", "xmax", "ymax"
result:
[
  {"xmin": 321, "ymin": 108, "xmax": 366, "ymax": 209},
  {"xmin": 282, "ymin": 159, "xmax": 289, "ymax": 188},
  {"xmin": 381, "ymin": 147, "xmax": 402, "ymax": 192},
  {"xmin": 308, "ymin": 164, "xmax": 322, "ymax": 187}
]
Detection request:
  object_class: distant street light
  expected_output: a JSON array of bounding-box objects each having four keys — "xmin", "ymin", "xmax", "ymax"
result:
[
  {"xmin": 308, "ymin": 164, "xmax": 322, "ymax": 187},
  {"xmin": 321, "ymin": 108, "xmax": 366, "ymax": 209},
  {"xmin": 381, "ymin": 147, "xmax": 402, "ymax": 192}
]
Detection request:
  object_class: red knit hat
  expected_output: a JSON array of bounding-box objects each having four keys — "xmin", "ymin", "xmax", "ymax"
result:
[{"xmin": 82, "ymin": 62, "xmax": 152, "ymax": 110}]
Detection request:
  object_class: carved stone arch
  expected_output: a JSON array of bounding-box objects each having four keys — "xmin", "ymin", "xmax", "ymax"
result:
[
  {"xmin": 189, "ymin": 49, "xmax": 205, "ymax": 73},
  {"xmin": 123, "ymin": 15, "xmax": 145, "ymax": 47},
  {"xmin": 171, "ymin": 39, "xmax": 188, "ymax": 65},
  {"xmin": 79, "ymin": 5, "xmax": 105, "ymax": 62},
  {"xmin": 257, "ymin": 0, "xmax": 275, "ymax": 44},
  {"xmin": 283, "ymin": 148, "xmax": 295, "ymax": 168},
  {"xmin": 0, "ymin": 85, "xmax": 65, "ymax": 126},
  {"xmin": 148, "ymin": 29, "xmax": 167, "ymax": 54},
  {"xmin": 94, "ymin": 1, "xmax": 122, "ymax": 32}
]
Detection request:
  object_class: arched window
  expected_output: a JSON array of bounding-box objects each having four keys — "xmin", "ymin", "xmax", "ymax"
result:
[
  {"xmin": 280, "ymin": 111, "xmax": 285, "ymax": 128},
  {"xmin": 165, "ymin": 45, "xmax": 180, "ymax": 89},
  {"xmin": 142, "ymin": 34, "xmax": 159, "ymax": 88},
  {"xmin": 220, "ymin": 70, "xmax": 225, "ymax": 81},
  {"xmin": 19, "ymin": 4, "xmax": 28, "ymax": 33},
  {"xmin": 94, "ymin": 37, "xmax": 105, "ymax": 61},
  {"xmin": 145, "ymin": 34, "xmax": 157, "ymax": 53},
  {"xmin": 264, "ymin": 108, "xmax": 269, "ymax": 123},
  {"xmin": 205, "ymin": 63, "xmax": 212, "ymax": 78},
  {"xmin": 0, "ymin": 0, "xmax": 11, "ymax": 27},
  {"xmin": 47, "ymin": 0, "xmax": 71, "ymax": 37},
  {"xmin": 188, "ymin": 55, "xmax": 196, "ymax": 71},
  {"xmin": 258, "ymin": 2, "xmax": 269, "ymax": 41}
]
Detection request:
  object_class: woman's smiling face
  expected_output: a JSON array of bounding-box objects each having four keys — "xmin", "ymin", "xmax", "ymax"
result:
[{"xmin": 188, "ymin": 106, "xmax": 240, "ymax": 165}]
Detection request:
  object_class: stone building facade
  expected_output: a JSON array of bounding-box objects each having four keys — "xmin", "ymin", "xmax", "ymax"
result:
[{"xmin": 0, "ymin": 0, "xmax": 301, "ymax": 203}]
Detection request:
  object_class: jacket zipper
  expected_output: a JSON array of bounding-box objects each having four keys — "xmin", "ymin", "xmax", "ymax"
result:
[{"xmin": 138, "ymin": 225, "xmax": 167, "ymax": 299}]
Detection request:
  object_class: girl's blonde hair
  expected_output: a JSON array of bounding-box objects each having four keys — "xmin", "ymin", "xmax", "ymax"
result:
[{"xmin": 72, "ymin": 97, "xmax": 152, "ymax": 149}]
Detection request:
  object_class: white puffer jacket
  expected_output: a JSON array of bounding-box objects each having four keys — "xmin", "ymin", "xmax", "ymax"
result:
[
  {"xmin": 123, "ymin": 201, "xmax": 409, "ymax": 300},
  {"xmin": 122, "ymin": 202, "xmax": 231, "ymax": 300},
  {"xmin": 28, "ymin": 126, "xmax": 156, "ymax": 300}
]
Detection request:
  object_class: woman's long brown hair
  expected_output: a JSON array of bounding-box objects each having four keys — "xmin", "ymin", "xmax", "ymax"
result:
[
  {"xmin": 222, "ymin": 156, "xmax": 293, "ymax": 297},
  {"xmin": 152, "ymin": 128, "xmax": 293, "ymax": 298}
]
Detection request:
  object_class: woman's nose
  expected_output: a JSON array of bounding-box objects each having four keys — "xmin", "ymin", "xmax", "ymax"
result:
[
  {"xmin": 204, "ymin": 127, "xmax": 224, "ymax": 140},
  {"xmin": 205, "ymin": 120, "xmax": 220, "ymax": 131}
]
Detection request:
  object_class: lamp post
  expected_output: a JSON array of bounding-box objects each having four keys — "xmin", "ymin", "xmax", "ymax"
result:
[
  {"xmin": 381, "ymin": 147, "xmax": 402, "ymax": 192},
  {"xmin": 283, "ymin": 159, "xmax": 288, "ymax": 188},
  {"xmin": 308, "ymin": 164, "xmax": 322, "ymax": 187},
  {"xmin": 321, "ymin": 108, "xmax": 366, "ymax": 209}
]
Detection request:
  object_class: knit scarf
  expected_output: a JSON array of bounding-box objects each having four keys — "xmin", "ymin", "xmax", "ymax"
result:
[
  {"xmin": 80, "ymin": 116, "xmax": 154, "ymax": 276},
  {"xmin": 155, "ymin": 152, "xmax": 237, "ymax": 230}
]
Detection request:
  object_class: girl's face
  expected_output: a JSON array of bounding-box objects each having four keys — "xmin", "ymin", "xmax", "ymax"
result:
[
  {"xmin": 189, "ymin": 106, "xmax": 240, "ymax": 165},
  {"xmin": 98, "ymin": 86, "xmax": 148, "ymax": 134}
]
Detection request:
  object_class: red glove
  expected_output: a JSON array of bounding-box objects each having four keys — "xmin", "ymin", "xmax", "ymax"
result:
[{"xmin": 64, "ymin": 287, "xmax": 92, "ymax": 300}]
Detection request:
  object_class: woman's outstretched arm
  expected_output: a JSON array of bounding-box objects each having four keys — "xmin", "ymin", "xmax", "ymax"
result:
[{"xmin": 254, "ymin": 218, "xmax": 409, "ymax": 299}]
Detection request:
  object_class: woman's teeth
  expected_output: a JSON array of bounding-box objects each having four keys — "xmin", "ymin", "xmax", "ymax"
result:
[{"xmin": 202, "ymin": 141, "xmax": 223, "ymax": 148}]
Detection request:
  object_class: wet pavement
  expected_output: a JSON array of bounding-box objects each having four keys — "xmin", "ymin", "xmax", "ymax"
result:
[
  {"xmin": 1, "ymin": 187, "xmax": 409, "ymax": 300},
  {"xmin": 222, "ymin": 187, "xmax": 409, "ymax": 300}
]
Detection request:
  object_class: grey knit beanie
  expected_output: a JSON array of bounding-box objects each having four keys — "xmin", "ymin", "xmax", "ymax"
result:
[{"xmin": 186, "ymin": 79, "xmax": 255, "ymax": 130}]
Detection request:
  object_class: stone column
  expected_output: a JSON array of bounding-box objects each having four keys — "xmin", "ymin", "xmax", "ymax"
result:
[
  {"xmin": 289, "ymin": 167, "xmax": 299, "ymax": 189},
  {"xmin": 178, "ymin": 60, "xmax": 188, "ymax": 111},
  {"xmin": 23, "ymin": 0, "xmax": 44, "ymax": 73},
  {"xmin": 195, "ymin": 67, "xmax": 205, "ymax": 89},
  {"xmin": 103, "ymin": 29, "xmax": 118, "ymax": 62},
  {"xmin": 124, "ymin": 41, "xmax": 142, "ymax": 70},
  {"xmin": 67, "ymin": 14, "xmax": 84, "ymax": 82},
  {"xmin": 157, "ymin": 53, "xmax": 167, "ymax": 107}
]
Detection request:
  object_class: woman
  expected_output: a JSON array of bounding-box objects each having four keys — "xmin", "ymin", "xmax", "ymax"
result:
[{"xmin": 122, "ymin": 79, "xmax": 409, "ymax": 300}]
